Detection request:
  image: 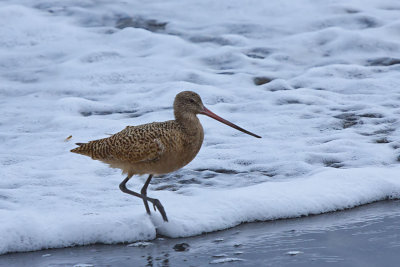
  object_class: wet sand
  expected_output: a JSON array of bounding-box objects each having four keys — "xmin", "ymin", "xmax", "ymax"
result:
[{"xmin": 1, "ymin": 200, "xmax": 400, "ymax": 267}]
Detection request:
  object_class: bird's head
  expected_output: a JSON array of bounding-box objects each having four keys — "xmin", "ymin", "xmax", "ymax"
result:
[
  {"xmin": 173, "ymin": 91, "xmax": 205, "ymax": 116},
  {"xmin": 173, "ymin": 91, "xmax": 261, "ymax": 138}
]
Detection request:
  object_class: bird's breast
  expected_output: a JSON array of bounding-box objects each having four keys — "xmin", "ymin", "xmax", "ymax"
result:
[
  {"xmin": 157, "ymin": 124, "xmax": 204, "ymax": 174},
  {"xmin": 128, "ymin": 123, "xmax": 204, "ymax": 175}
]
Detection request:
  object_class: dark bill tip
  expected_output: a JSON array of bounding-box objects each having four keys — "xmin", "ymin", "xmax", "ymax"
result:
[{"xmin": 200, "ymin": 106, "xmax": 261, "ymax": 138}]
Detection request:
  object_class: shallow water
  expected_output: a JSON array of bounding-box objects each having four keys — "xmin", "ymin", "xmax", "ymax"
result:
[{"xmin": 2, "ymin": 200, "xmax": 399, "ymax": 267}]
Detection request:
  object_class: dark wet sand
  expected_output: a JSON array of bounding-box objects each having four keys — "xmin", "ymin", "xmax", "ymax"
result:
[{"xmin": 1, "ymin": 200, "xmax": 400, "ymax": 267}]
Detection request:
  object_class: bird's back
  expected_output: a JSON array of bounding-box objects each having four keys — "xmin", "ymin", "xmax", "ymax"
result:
[{"xmin": 71, "ymin": 119, "xmax": 204, "ymax": 175}]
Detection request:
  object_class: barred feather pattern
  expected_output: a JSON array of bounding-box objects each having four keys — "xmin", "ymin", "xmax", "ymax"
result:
[{"xmin": 71, "ymin": 119, "xmax": 204, "ymax": 176}]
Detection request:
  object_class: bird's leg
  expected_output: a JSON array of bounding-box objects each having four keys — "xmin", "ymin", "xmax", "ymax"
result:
[
  {"xmin": 119, "ymin": 175, "xmax": 168, "ymax": 222},
  {"xmin": 140, "ymin": 174, "xmax": 153, "ymax": 215}
]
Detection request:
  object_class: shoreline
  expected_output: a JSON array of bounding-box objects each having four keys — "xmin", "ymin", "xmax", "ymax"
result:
[{"xmin": 1, "ymin": 199, "xmax": 400, "ymax": 266}]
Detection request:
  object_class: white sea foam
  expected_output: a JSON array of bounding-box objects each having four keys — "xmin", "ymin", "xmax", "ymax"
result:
[
  {"xmin": 1, "ymin": 0, "xmax": 400, "ymax": 254},
  {"xmin": 210, "ymin": 257, "xmax": 244, "ymax": 264}
]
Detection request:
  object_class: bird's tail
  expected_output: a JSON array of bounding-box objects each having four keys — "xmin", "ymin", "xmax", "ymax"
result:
[
  {"xmin": 70, "ymin": 139, "xmax": 111, "ymax": 161},
  {"xmin": 70, "ymin": 142, "xmax": 92, "ymax": 157}
]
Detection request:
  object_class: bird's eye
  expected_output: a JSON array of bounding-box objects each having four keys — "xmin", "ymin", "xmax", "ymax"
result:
[{"xmin": 189, "ymin": 98, "xmax": 195, "ymax": 103}]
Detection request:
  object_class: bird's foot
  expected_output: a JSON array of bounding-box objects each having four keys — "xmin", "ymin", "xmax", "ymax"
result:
[{"xmin": 151, "ymin": 199, "xmax": 168, "ymax": 222}]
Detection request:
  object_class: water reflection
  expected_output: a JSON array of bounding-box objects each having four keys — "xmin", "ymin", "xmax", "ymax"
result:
[{"xmin": 146, "ymin": 253, "xmax": 170, "ymax": 267}]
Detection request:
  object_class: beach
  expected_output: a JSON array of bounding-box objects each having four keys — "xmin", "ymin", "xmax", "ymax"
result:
[
  {"xmin": 2, "ymin": 0, "xmax": 400, "ymax": 261},
  {"xmin": 2, "ymin": 200, "xmax": 399, "ymax": 267}
]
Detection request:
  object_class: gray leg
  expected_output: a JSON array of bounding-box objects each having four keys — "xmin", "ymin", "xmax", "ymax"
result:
[
  {"xmin": 119, "ymin": 175, "xmax": 168, "ymax": 222},
  {"xmin": 141, "ymin": 174, "xmax": 153, "ymax": 215}
]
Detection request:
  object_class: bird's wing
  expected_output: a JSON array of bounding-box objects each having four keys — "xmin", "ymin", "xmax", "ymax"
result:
[
  {"xmin": 71, "ymin": 122, "xmax": 177, "ymax": 163},
  {"xmin": 106, "ymin": 125, "xmax": 166, "ymax": 163}
]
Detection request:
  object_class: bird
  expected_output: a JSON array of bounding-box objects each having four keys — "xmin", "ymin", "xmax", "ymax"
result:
[{"xmin": 71, "ymin": 91, "xmax": 261, "ymax": 222}]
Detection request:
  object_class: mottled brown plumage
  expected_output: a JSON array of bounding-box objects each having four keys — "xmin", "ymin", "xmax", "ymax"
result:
[{"xmin": 71, "ymin": 91, "xmax": 260, "ymax": 222}]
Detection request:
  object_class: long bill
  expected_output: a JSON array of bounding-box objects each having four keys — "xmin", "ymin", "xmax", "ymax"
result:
[{"xmin": 200, "ymin": 106, "xmax": 261, "ymax": 138}]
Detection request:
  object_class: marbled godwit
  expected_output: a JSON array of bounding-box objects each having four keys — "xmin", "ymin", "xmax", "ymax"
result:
[{"xmin": 71, "ymin": 91, "xmax": 261, "ymax": 222}]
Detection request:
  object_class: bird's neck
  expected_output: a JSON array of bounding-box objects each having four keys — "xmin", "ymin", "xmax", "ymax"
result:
[{"xmin": 175, "ymin": 112, "xmax": 202, "ymax": 136}]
